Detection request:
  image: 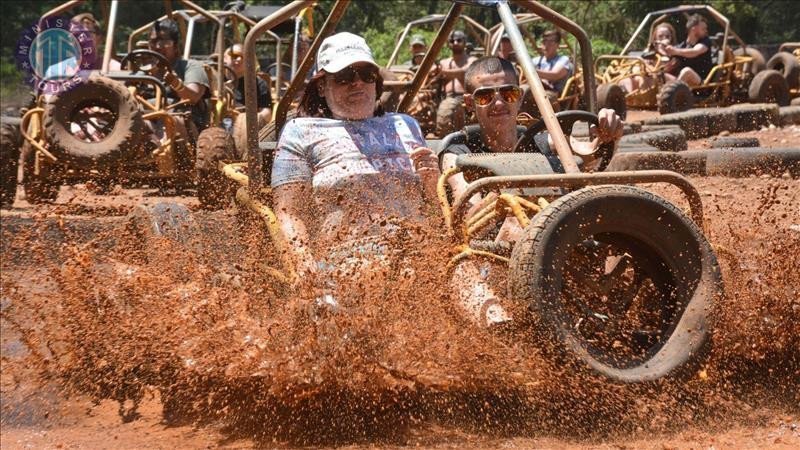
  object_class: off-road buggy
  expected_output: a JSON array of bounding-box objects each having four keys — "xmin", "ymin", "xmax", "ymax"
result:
[
  {"xmin": 595, "ymin": 5, "xmax": 790, "ymax": 115},
  {"xmin": 487, "ymin": 13, "xmax": 624, "ymax": 120},
  {"xmin": 137, "ymin": 0, "xmax": 721, "ymax": 384},
  {"xmin": 17, "ymin": 0, "xmax": 238, "ymax": 205}
]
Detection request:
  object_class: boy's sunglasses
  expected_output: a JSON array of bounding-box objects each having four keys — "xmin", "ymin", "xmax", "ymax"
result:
[
  {"xmin": 332, "ymin": 65, "xmax": 380, "ymax": 85},
  {"xmin": 471, "ymin": 84, "xmax": 522, "ymax": 106}
]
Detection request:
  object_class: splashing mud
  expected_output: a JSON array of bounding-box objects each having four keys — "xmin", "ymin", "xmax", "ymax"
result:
[{"xmin": 1, "ymin": 176, "xmax": 798, "ymax": 447}]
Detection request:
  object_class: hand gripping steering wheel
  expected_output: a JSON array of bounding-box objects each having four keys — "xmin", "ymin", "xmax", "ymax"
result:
[{"xmin": 120, "ymin": 49, "xmax": 172, "ymax": 79}]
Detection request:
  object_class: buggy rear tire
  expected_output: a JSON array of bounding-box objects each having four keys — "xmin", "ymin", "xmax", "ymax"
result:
[
  {"xmin": 748, "ymin": 69, "xmax": 790, "ymax": 106},
  {"xmin": 658, "ymin": 81, "xmax": 694, "ymax": 114},
  {"xmin": 734, "ymin": 47, "xmax": 766, "ymax": 76},
  {"xmin": 21, "ymin": 143, "xmax": 60, "ymax": 204},
  {"xmin": 0, "ymin": 118, "xmax": 21, "ymax": 208},
  {"xmin": 767, "ymin": 52, "xmax": 800, "ymax": 91},
  {"xmin": 596, "ymin": 83, "xmax": 627, "ymax": 120},
  {"xmin": 509, "ymin": 185, "xmax": 720, "ymax": 383},
  {"xmin": 43, "ymin": 75, "xmax": 144, "ymax": 169},
  {"xmin": 195, "ymin": 127, "xmax": 235, "ymax": 210}
]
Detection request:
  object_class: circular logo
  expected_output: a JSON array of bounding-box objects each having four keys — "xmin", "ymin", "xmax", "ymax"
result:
[{"xmin": 15, "ymin": 16, "xmax": 96, "ymax": 95}]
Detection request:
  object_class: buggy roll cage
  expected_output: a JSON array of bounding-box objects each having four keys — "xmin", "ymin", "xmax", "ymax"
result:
[
  {"xmin": 385, "ymin": 14, "xmax": 492, "ymax": 68},
  {"xmin": 241, "ymin": 0, "xmax": 598, "ymax": 193},
  {"xmin": 620, "ymin": 5, "xmax": 750, "ymax": 59}
]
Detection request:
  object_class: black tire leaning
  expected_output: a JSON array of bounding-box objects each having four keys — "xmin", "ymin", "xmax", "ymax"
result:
[
  {"xmin": 509, "ymin": 185, "xmax": 721, "ymax": 383},
  {"xmin": 705, "ymin": 147, "xmax": 800, "ymax": 177},
  {"xmin": 597, "ymin": 83, "xmax": 627, "ymax": 120},
  {"xmin": 748, "ymin": 69, "xmax": 790, "ymax": 106},
  {"xmin": 606, "ymin": 151, "xmax": 706, "ymax": 174},
  {"xmin": 734, "ymin": 47, "xmax": 766, "ymax": 76},
  {"xmin": 0, "ymin": 118, "xmax": 21, "ymax": 208},
  {"xmin": 767, "ymin": 52, "xmax": 800, "ymax": 91},
  {"xmin": 43, "ymin": 75, "xmax": 144, "ymax": 169},
  {"xmin": 658, "ymin": 81, "xmax": 694, "ymax": 114},
  {"xmin": 195, "ymin": 127, "xmax": 235, "ymax": 210},
  {"xmin": 21, "ymin": 142, "xmax": 60, "ymax": 204},
  {"xmin": 620, "ymin": 127, "xmax": 687, "ymax": 152}
]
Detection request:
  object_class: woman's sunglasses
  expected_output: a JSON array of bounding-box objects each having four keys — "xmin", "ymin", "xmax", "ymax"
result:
[
  {"xmin": 332, "ymin": 65, "xmax": 380, "ymax": 85},
  {"xmin": 471, "ymin": 84, "xmax": 522, "ymax": 107}
]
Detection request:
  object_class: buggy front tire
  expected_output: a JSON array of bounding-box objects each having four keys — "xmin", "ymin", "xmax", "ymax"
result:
[
  {"xmin": 509, "ymin": 185, "xmax": 721, "ymax": 383},
  {"xmin": 658, "ymin": 81, "xmax": 694, "ymax": 114},
  {"xmin": 195, "ymin": 127, "xmax": 235, "ymax": 210}
]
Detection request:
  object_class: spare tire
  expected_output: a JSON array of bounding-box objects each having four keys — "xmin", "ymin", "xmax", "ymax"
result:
[
  {"xmin": 509, "ymin": 185, "xmax": 720, "ymax": 383},
  {"xmin": 43, "ymin": 75, "xmax": 144, "ymax": 169},
  {"xmin": 734, "ymin": 47, "xmax": 766, "ymax": 76},
  {"xmin": 766, "ymin": 51, "xmax": 800, "ymax": 91},
  {"xmin": 597, "ymin": 83, "xmax": 627, "ymax": 120},
  {"xmin": 658, "ymin": 81, "xmax": 694, "ymax": 114},
  {"xmin": 748, "ymin": 69, "xmax": 790, "ymax": 106}
]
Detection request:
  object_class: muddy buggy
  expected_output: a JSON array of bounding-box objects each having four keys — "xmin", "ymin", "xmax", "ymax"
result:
[
  {"xmin": 18, "ymin": 0, "xmax": 243, "ymax": 206},
  {"xmin": 595, "ymin": 5, "xmax": 790, "ymax": 115},
  {"xmin": 487, "ymin": 12, "xmax": 620, "ymax": 120},
  {"xmin": 134, "ymin": 0, "xmax": 722, "ymax": 384}
]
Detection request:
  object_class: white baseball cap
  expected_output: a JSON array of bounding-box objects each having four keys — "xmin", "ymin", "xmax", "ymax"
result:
[{"xmin": 316, "ymin": 32, "xmax": 377, "ymax": 73}]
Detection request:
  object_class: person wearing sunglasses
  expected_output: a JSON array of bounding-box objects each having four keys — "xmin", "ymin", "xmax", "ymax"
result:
[
  {"xmin": 271, "ymin": 32, "xmax": 441, "ymax": 309},
  {"xmin": 441, "ymin": 56, "xmax": 623, "ymax": 329},
  {"xmin": 433, "ymin": 30, "xmax": 477, "ymax": 137},
  {"xmin": 147, "ymin": 18, "xmax": 210, "ymax": 131},
  {"xmin": 224, "ymin": 43, "xmax": 273, "ymax": 126}
]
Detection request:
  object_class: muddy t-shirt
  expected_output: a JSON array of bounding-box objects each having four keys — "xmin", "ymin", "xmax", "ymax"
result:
[
  {"xmin": 170, "ymin": 59, "xmax": 210, "ymax": 130},
  {"xmin": 271, "ymin": 113, "xmax": 429, "ymax": 242}
]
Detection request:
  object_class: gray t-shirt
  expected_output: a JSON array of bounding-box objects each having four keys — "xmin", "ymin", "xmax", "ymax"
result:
[
  {"xmin": 271, "ymin": 113, "xmax": 429, "ymax": 242},
  {"xmin": 532, "ymin": 54, "xmax": 572, "ymax": 93}
]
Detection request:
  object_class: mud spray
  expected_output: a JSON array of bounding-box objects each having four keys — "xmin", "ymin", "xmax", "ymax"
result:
[{"xmin": 1, "ymin": 176, "xmax": 798, "ymax": 447}]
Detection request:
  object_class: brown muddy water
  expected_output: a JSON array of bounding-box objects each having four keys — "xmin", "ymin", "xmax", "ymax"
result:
[{"xmin": 1, "ymin": 176, "xmax": 798, "ymax": 448}]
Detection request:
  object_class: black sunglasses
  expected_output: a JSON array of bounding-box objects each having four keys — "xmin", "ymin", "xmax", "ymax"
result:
[
  {"xmin": 332, "ymin": 65, "xmax": 380, "ymax": 85},
  {"xmin": 471, "ymin": 84, "xmax": 522, "ymax": 106}
]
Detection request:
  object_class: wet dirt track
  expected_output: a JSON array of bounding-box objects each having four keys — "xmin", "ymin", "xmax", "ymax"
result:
[{"xmin": 1, "ymin": 170, "xmax": 799, "ymax": 448}]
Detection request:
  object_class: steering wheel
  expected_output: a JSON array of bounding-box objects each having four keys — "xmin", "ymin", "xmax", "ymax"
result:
[
  {"xmin": 121, "ymin": 49, "xmax": 172, "ymax": 78},
  {"xmin": 515, "ymin": 110, "xmax": 615, "ymax": 172}
]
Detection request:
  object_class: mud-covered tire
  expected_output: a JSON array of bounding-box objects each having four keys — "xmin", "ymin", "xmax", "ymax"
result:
[
  {"xmin": 43, "ymin": 75, "xmax": 144, "ymax": 168},
  {"xmin": 658, "ymin": 81, "xmax": 694, "ymax": 114},
  {"xmin": 734, "ymin": 47, "xmax": 766, "ymax": 76},
  {"xmin": 596, "ymin": 83, "xmax": 627, "ymax": 120},
  {"xmin": 195, "ymin": 127, "xmax": 235, "ymax": 210},
  {"xmin": 705, "ymin": 147, "xmax": 800, "ymax": 177},
  {"xmin": 0, "ymin": 118, "xmax": 21, "ymax": 208},
  {"xmin": 767, "ymin": 52, "xmax": 800, "ymax": 91},
  {"xmin": 21, "ymin": 143, "xmax": 60, "ymax": 204},
  {"xmin": 509, "ymin": 185, "xmax": 720, "ymax": 383},
  {"xmin": 232, "ymin": 114, "xmax": 247, "ymax": 160},
  {"xmin": 748, "ymin": 69, "xmax": 790, "ymax": 106},
  {"xmin": 708, "ymin": 136, "xmax": 760, "ymax": 148}
]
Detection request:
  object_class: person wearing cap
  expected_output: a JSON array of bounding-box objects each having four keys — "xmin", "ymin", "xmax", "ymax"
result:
[
  {"xmin": 405, "ymin": 34, "xmax": 427, "ymax": 67},
  {"xmin": 224, "ymin": 43, "xmax": 273, "ymax": 125},
  {"xmin": 440, "ymin": 56, "xmax": 624, "ymax": 327},
  {"xmin": 433, "ymin": 30, "xmax": 477, "ymax": 137},
  {"xmin": 272, "ymin": 32, "xmax": 439, "ymax": 298},
  {"xmin": 531, "ymin": 29, "xmax": 573, "ymax": 96}
]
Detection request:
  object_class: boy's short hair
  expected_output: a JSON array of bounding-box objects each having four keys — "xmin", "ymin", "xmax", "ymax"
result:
[
  {"xmin": 464, "ymin": 56, "xmax": 518, "ymax": 92},
  {"xmin": 542, "ymin": 29, "xmax": 561, "ymax": 43}
]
